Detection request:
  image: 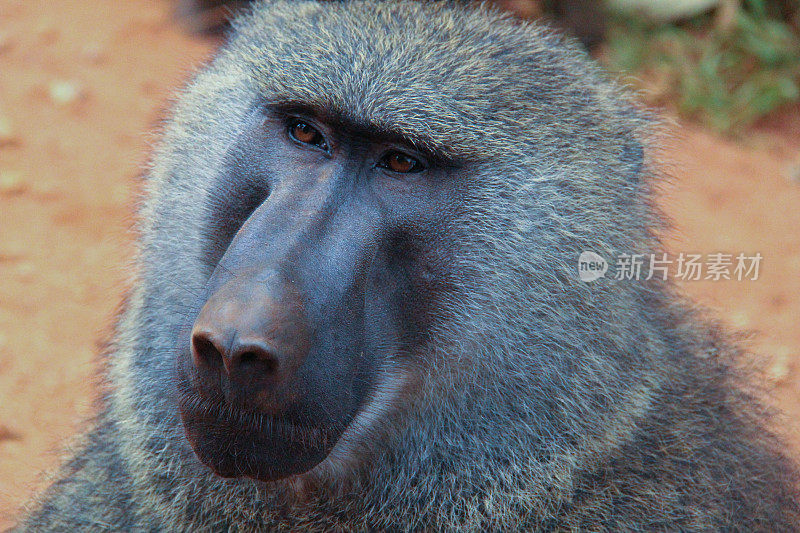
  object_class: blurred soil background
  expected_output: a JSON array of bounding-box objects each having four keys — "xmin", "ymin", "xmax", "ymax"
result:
[{"xmin": 0, "ymin": 0, "xmax": 799, "ymax": 527}]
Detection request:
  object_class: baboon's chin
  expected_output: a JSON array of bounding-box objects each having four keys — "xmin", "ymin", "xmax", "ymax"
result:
[
  {"xmin": 178, "ymin": 398, "xmax": 340, "ymax": 482},
  {"xmin": 189, "ymin": 431, "xmax": 330, "ymax": 482}
]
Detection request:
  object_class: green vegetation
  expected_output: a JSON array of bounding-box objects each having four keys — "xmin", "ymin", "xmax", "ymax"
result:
[{"xmin": 604, "ymin": 0, "xmax": 800, "ymax": 134}]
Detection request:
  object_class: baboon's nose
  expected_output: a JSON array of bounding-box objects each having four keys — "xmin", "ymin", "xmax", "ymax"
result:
[
  {"xmin": 191, "ymin": 332, "xmax": 279, "ymax": 377},
  {"xmin": 188, "ymin": 272, "xmax": 311, "ymax": 405}
]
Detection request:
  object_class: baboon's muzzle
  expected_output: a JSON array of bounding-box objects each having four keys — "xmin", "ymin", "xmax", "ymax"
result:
[{"xmin": 177, "ymin": 172, "xmax": 381, "ymax": 481}]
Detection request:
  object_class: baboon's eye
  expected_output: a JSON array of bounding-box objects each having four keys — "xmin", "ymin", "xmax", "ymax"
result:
[
  {"xmin": 378, "ymin": 151, "xmax": 425, "ymax": 174},
  {"xmin": 288, "ymin": 119, "xmax": 329, "ymax": 151}
]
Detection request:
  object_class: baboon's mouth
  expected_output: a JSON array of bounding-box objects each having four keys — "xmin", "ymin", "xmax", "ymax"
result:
[{"xmin": 177, "ymin": 390, "xmax": 343, "ymax": 482}]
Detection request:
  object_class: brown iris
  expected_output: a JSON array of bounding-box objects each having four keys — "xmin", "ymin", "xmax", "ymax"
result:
[
  {"xmin": 380, "ymin": 151, "xmax": 424, "ymax": 173},
  {"xmin": 288, "ymin": 120, "xmax": 328, "ymax": 150}
]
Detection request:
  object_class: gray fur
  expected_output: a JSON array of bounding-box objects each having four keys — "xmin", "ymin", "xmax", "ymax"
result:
[{"xmin": 15, "ymin": 0, "xmax": 800, "ymax": 530}]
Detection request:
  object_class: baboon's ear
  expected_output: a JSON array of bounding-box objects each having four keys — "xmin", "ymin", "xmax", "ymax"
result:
[{"xmin": 622, "ymin": 140, "xmax": 644, "ymax": 182}]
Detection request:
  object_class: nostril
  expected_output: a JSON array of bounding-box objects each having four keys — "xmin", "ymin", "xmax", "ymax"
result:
[
  {"xmin": 234, "ymin": 346, "xmax": 279, "ymax": 375},
  {"xmin": 190, "ymin": 330, "xmax": 281, "ymax": 378},
  {"xmin": 191, "ymin": 333, "xmax": 224, "ymax": 372}
]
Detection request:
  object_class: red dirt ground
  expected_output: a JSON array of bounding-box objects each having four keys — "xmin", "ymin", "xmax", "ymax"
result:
[{"xmin": 1, "ymin": 0, "xmax": 799, "ymax": 527}]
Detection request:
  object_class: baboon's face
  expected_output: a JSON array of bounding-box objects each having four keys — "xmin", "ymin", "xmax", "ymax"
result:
[{"xmin": 176, "ymin": 103, "xmax": 464, "ymax": 481}]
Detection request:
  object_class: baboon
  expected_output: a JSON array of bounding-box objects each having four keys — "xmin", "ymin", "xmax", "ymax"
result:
[{"xmin": 15, "ymin": 0, "xmax": 800, "ymax": 530}]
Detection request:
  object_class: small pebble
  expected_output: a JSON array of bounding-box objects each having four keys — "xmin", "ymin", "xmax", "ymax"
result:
[
  {"xmin": 728, "ymin": 310, "xmax": 750, "ymax": 329},
  {"xmin": 0, "ymin": 116, "xmax": 18, "ymax": 146},
  {"xmin": 48, "ymin": 80, "xmax": 83, "ymax": 106},
  {"xmin": 766, "ymin": 345, "xmax": 794, "ymax": 384},
  {"xmin": 0, "ymin": 170, "xmax": 26, "ymax": 194}
]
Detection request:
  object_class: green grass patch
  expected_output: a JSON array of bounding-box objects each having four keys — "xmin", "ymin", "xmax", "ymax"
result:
[{"xmin": 604, "ymin": 1, "xmax": 800, "ymax": 134}]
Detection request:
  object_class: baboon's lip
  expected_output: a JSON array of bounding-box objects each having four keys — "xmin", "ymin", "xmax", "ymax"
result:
[{"xmin": 177, "ymin": 389, "xmax": 342, "ymax": 481}]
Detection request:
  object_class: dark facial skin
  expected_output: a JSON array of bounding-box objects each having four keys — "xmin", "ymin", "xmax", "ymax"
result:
[{"xmin": 176, "ymin": 103, "xmax": 463, "ymax": 482}]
